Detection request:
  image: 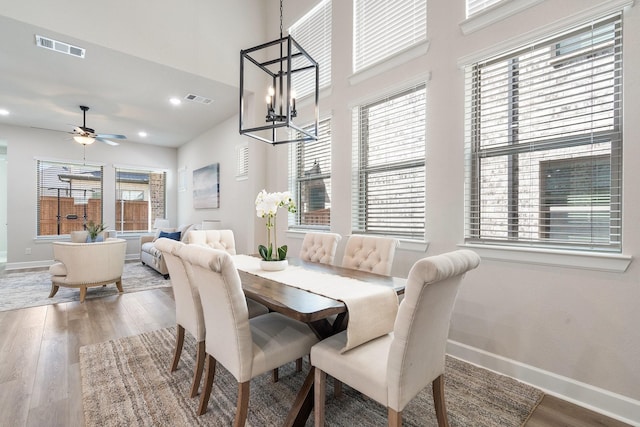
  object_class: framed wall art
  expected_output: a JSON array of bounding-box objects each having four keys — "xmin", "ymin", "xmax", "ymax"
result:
[{"xmin": 193, "ymin": 163, "xmax": 219, "ymax": 209}]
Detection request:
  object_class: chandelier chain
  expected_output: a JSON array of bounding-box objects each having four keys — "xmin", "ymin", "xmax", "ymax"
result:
[{"xmin": 280, "ymin": 0, "xmax": 283, "ymax": 38}]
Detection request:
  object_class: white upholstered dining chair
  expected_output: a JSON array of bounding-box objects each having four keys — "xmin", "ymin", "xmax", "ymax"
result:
[
  {"xmin": 312, "ymin": 249, "xmax": 481, "ymax": 427},
  {"xmin": 299, "ymin": 232, "xmax": 342, "ymax": 265},
  {"xmin": 177, "ymin": 244, "xmax": 319, "ymax": 424},
  {"xmin": 341, "ymin": 235, "xmax": 399, "ymax": 276},
  {"xmin": 155, "ymin": 237, "xmax": 268, "ymax": 399}
]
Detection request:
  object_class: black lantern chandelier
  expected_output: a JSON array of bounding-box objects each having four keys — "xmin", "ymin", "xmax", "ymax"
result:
[{"xmin": 239, "ymin": 0, "xmax": 319, "ymax": 145}]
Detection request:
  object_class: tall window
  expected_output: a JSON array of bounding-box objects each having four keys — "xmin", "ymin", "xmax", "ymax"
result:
[
  {"xmin": 37, "ymin": 160, "xmax": 103, "ymax": 236},
  {"xmin": 464, "ymin": 15, "xmax": 622, "ymax": 252},
  {"xmin": 289, "ymin": 0, "xmax": 332, "ymax": 98},
  {"xmin": 466, "ymin": 0, "xmax": 503, "ymax": 18},
  {"xmin": 289, "ymin": 118, "xmax": 332, "ymax": 228},
  {"xmin": 353, "ymin": 0, "xmax": 427, "ymax": 72},
  {"xmin": 115, "ymin": 167, "xmax": 166, "ymax": 232},
  {"xmin": 352, "ymin": 84, "xmax": 426, "ymax": 239}
]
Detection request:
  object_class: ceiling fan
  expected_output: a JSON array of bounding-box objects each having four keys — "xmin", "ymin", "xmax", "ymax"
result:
[{"xmin": 71, "ymin": 105, "xmax": 127, "ymax": 146}]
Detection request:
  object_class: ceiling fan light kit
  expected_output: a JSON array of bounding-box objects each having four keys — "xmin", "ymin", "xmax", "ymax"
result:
[
  {"xmin": 73, "ymin": 135, "xmax": 95, "ymax": 145},
  {"xmin": 71, "ymin": 105, "xmax": 127, "ymax": 146}
]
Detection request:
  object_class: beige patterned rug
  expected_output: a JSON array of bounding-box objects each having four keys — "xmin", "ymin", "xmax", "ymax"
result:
[
  {"xmin": 80, "ymin": 327, "xmax": 544, "ymax": 426},
  {"xmin": 0, "ymin": 262, "xmax": 170, "ymax": 312}
]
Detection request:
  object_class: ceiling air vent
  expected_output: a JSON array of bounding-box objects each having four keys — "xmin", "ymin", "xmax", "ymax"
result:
[
  {"xmin": 184, "ymin": 93, "xmax": 213, "ymax": 105},
  {"xmin": 35, "ymin": 35, "xmax": 85, "ymax": 58}
]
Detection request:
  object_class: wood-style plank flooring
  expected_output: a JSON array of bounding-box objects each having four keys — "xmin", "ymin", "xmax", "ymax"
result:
[{"xmin": 0, "ymin": 282, "xmax": 631, "ymax": 426}]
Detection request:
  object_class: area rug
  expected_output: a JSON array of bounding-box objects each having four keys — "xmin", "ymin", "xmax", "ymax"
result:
[
  {"xmin": 80, "ymin": 327, "xmax": 544, "ymax": 426},
  {"xmin": 0, "ymin": 262, "xmax": 170, "ymax": 312}
]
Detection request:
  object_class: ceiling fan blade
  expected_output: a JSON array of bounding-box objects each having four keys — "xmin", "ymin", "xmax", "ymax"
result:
[
  {"xmin": 96, "ymin": 137, "xmax": 120, "ymax": 146},
  {"xmin": 96, "ymin": 133, "xmax": 127, "ymax": 140}
]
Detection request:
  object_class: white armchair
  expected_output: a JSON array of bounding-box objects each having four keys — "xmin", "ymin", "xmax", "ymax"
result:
[{"xmin": 48, "ymin": 238, "xmax": 127, "ymax": 303}]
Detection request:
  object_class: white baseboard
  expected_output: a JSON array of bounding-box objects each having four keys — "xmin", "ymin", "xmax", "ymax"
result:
[{"xmin": 447, "ymin": 340, "xmax": 640, "ymax": 426}]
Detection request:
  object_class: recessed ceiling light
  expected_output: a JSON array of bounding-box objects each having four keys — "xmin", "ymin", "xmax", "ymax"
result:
[
  {"xmin": 169, "ymin": 97, "xmax": 182, "ymax": 106},
  {"xmin": 0, "ymin": 109, "xmax": 9, "ymax": 116},
  {"xmin": 138, "ymin": 131, "xmax": 148, "ymax": 138}
]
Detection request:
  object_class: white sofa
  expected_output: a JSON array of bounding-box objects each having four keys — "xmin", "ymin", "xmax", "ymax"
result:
[
  {"xmin": 140, "ymin": 224, "xmax": 196, "ymax": 278},
  {"xmin": 49, "ymin": 238, "xmax": 127, "ymax": 303}
]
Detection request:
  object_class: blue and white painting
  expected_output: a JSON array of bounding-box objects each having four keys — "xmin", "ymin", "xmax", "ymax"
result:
[{"xmin": 193, "ymin": 163, "xmax": 219, "ymax": 209}]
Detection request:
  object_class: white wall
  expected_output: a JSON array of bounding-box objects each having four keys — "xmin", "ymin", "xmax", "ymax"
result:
[
  {"xmin": 0, "ymin": 144, "xmax": 7, "ymax": 259},
  {"xmin": 177, "ymin": 115, "xmax": 268, "ymax": 255},
  {"xmin": 260, "ymin": 0, "xmax": 640, "ymax": 422},
  {"xmin": 1, "ymin": 124, "xmax": 177, "ymax": 266}
]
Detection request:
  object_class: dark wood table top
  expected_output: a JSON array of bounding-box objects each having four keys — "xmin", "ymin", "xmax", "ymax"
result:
[{"xmin": 239, "ymin": 257, "xmax": 406, "ymax": 324}]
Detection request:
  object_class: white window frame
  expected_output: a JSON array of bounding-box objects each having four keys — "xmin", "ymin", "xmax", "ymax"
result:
[
  {"xmin": 464, "ymin": 14, "xmax": 623, "ymax": 255},
  {"xmin": 352, "ymin": 84, "xmax": 426, "ymax": 240},
  {"xmin": 289, "ymin": 0, "xmax": 332, "ymax": 99},
  {"xmin": 353, "ymin": 0, "xmax": 427, "ymax": 74},
  {"xmin": 288, "ymin": 117, "xmax": 332, "ymax": 230},
  {"xmin": 115, "ymin": 167, "xmax": 166, "ymax": 233},
  {"xmin": 36, "ymin": 159, "xmax": 103, "ymax": 238}
]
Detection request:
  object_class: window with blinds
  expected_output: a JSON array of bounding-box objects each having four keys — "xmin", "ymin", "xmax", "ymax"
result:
[
  {"xmin": 289, "ymin": 118, "xmax": 332, "ymax": 228},
  {"xmin": 289, "ymin": 0, "xmax": 331, "ymax": 99},
  {"xmin": 115, "ymin": 167, "xmax": 166, "ymax": 232},
  {"xmin": 37, "ymin": 160, "xmax": 103, "ymax": 237},
  {"xmin": 353, "ymin": 0, "xmax": 427, "ymax": 73},
  {"xmin": 464, "ymin": 14, "xmax": 622, "ymax": 252},
  {"xmin": 466, "ymin": 0, "xmax": 504, "ymax": 18},
  {"xmin": 352, "ymin": 84, "xmax": 426, "ymax": 239}
]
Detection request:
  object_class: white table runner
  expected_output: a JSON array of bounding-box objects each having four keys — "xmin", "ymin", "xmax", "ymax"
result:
[{"xmin": 232, "ymin": 255, "xmax": 398, "ymax": 352}]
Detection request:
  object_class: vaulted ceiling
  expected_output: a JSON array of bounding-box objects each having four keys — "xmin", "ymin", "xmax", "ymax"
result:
[{"xmin": 0, "ymin": 2, "xmax": 268, "ymax": 148}]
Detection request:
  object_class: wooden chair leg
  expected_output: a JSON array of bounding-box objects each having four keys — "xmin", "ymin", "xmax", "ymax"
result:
[
  {"xmin": 48, "ymin": 284, "xmax": 59, "ymax": 298},
  {"xmin": 432, "ymin": 375, "xmax": 449, "ymax": 427},
  {"xmin": 314, "ymin": 367, "xmax": 327, "ymax": 427},
  {"xmin": 334, "ymin": 378, "xmax": 342, "ymax": 397},
  {"xmin": 79, "ymin": 286, "xmax": 87, "ymax": 303},
  {"xmin": 296, "ymin": 357, "xmax": 303, "ymax": 372},
  {"xmin": 272, "ymin": 368, "xmax": 279, "ymax": 383},
  {"xmin": 170, "ymin": 325, "xmax": 185, "ymax": 373},
  {"xmin": 190, "ymin": 340, "xmax": 206, "ymax": 397},
  {"xmin": 388, "ymin": 408, "xmax": 402, "ymax": 427},
  {"xmin": 115, "ymin": 278, "xmax": 123, "ymax": 293},
  {"xmin": 198, "ymin": 354, "xmax": 216, "ymax": 415},
  {"xmin": 234, "ymin": 381, "xmax": 250, "ymax": 427}
]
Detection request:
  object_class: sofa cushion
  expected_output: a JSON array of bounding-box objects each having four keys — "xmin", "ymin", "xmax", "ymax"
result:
[{"xmin": 159, "ymin": 230, "xmax": 181, "ymax": 241}]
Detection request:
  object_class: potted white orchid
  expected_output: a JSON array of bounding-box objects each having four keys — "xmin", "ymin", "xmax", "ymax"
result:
[{"xmin": 255, "ymin": 189, "xmax": 296, "ymax": 269}]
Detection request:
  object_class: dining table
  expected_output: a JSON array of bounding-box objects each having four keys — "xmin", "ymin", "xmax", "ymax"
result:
[{"xmin": 233, "ymin": 255, "xmax": 406, "ymax": 427}]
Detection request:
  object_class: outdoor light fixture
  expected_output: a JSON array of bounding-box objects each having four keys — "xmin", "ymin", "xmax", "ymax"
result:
[{"xmin": 239, "ymin": 0, "xmax": 319, "ymax": 145}]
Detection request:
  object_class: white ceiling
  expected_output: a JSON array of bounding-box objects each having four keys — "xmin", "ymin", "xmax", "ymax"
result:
[{"xmin": 0, "ymin": 14, "xmax": 240, "ymax": 148}]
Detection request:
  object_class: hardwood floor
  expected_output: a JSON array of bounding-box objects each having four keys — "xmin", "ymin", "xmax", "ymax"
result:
[{"xmin": 0, "ymin": 287, "xmax": 631, "ymax": 427}]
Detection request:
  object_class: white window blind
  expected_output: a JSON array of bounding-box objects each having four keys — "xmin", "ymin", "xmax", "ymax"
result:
[
  {"xmin": 115, "ymin": 167, "xmax": 166, "ymax": 232},
  {"xmin": 289, "ymin": 0, "xmax": 332, "ymax": 99},
  {"xmin": 353, "ymin": 0, "xmax": 427, "ymax": 72},
  {"xmin": 466, "ymin": 0, "xmax": 504, "ymax": 18},
  {"xmin": 352, "ymin": 84, "xmax": 426, "ymax": 238},
  {"xmin": 289, "ymin": 118, "xmax": 332, "ymax": 228},
  {"xmin": 37, "ymin": 160, "xmax": 103, "ymax": 236},
  {"xmin": 464, "ymin": 14, "xmax": 622, "ymax": 252}
]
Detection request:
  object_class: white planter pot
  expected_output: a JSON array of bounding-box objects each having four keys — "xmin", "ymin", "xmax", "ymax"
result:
[{"xmin": 260, "ymin": 259, "xmax": 288, "ymax": 271}]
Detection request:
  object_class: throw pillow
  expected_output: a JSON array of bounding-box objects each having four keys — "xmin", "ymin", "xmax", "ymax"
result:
[{"xmin": 159, "ymin": 231, "xmax": 181, "ymax": 241}]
